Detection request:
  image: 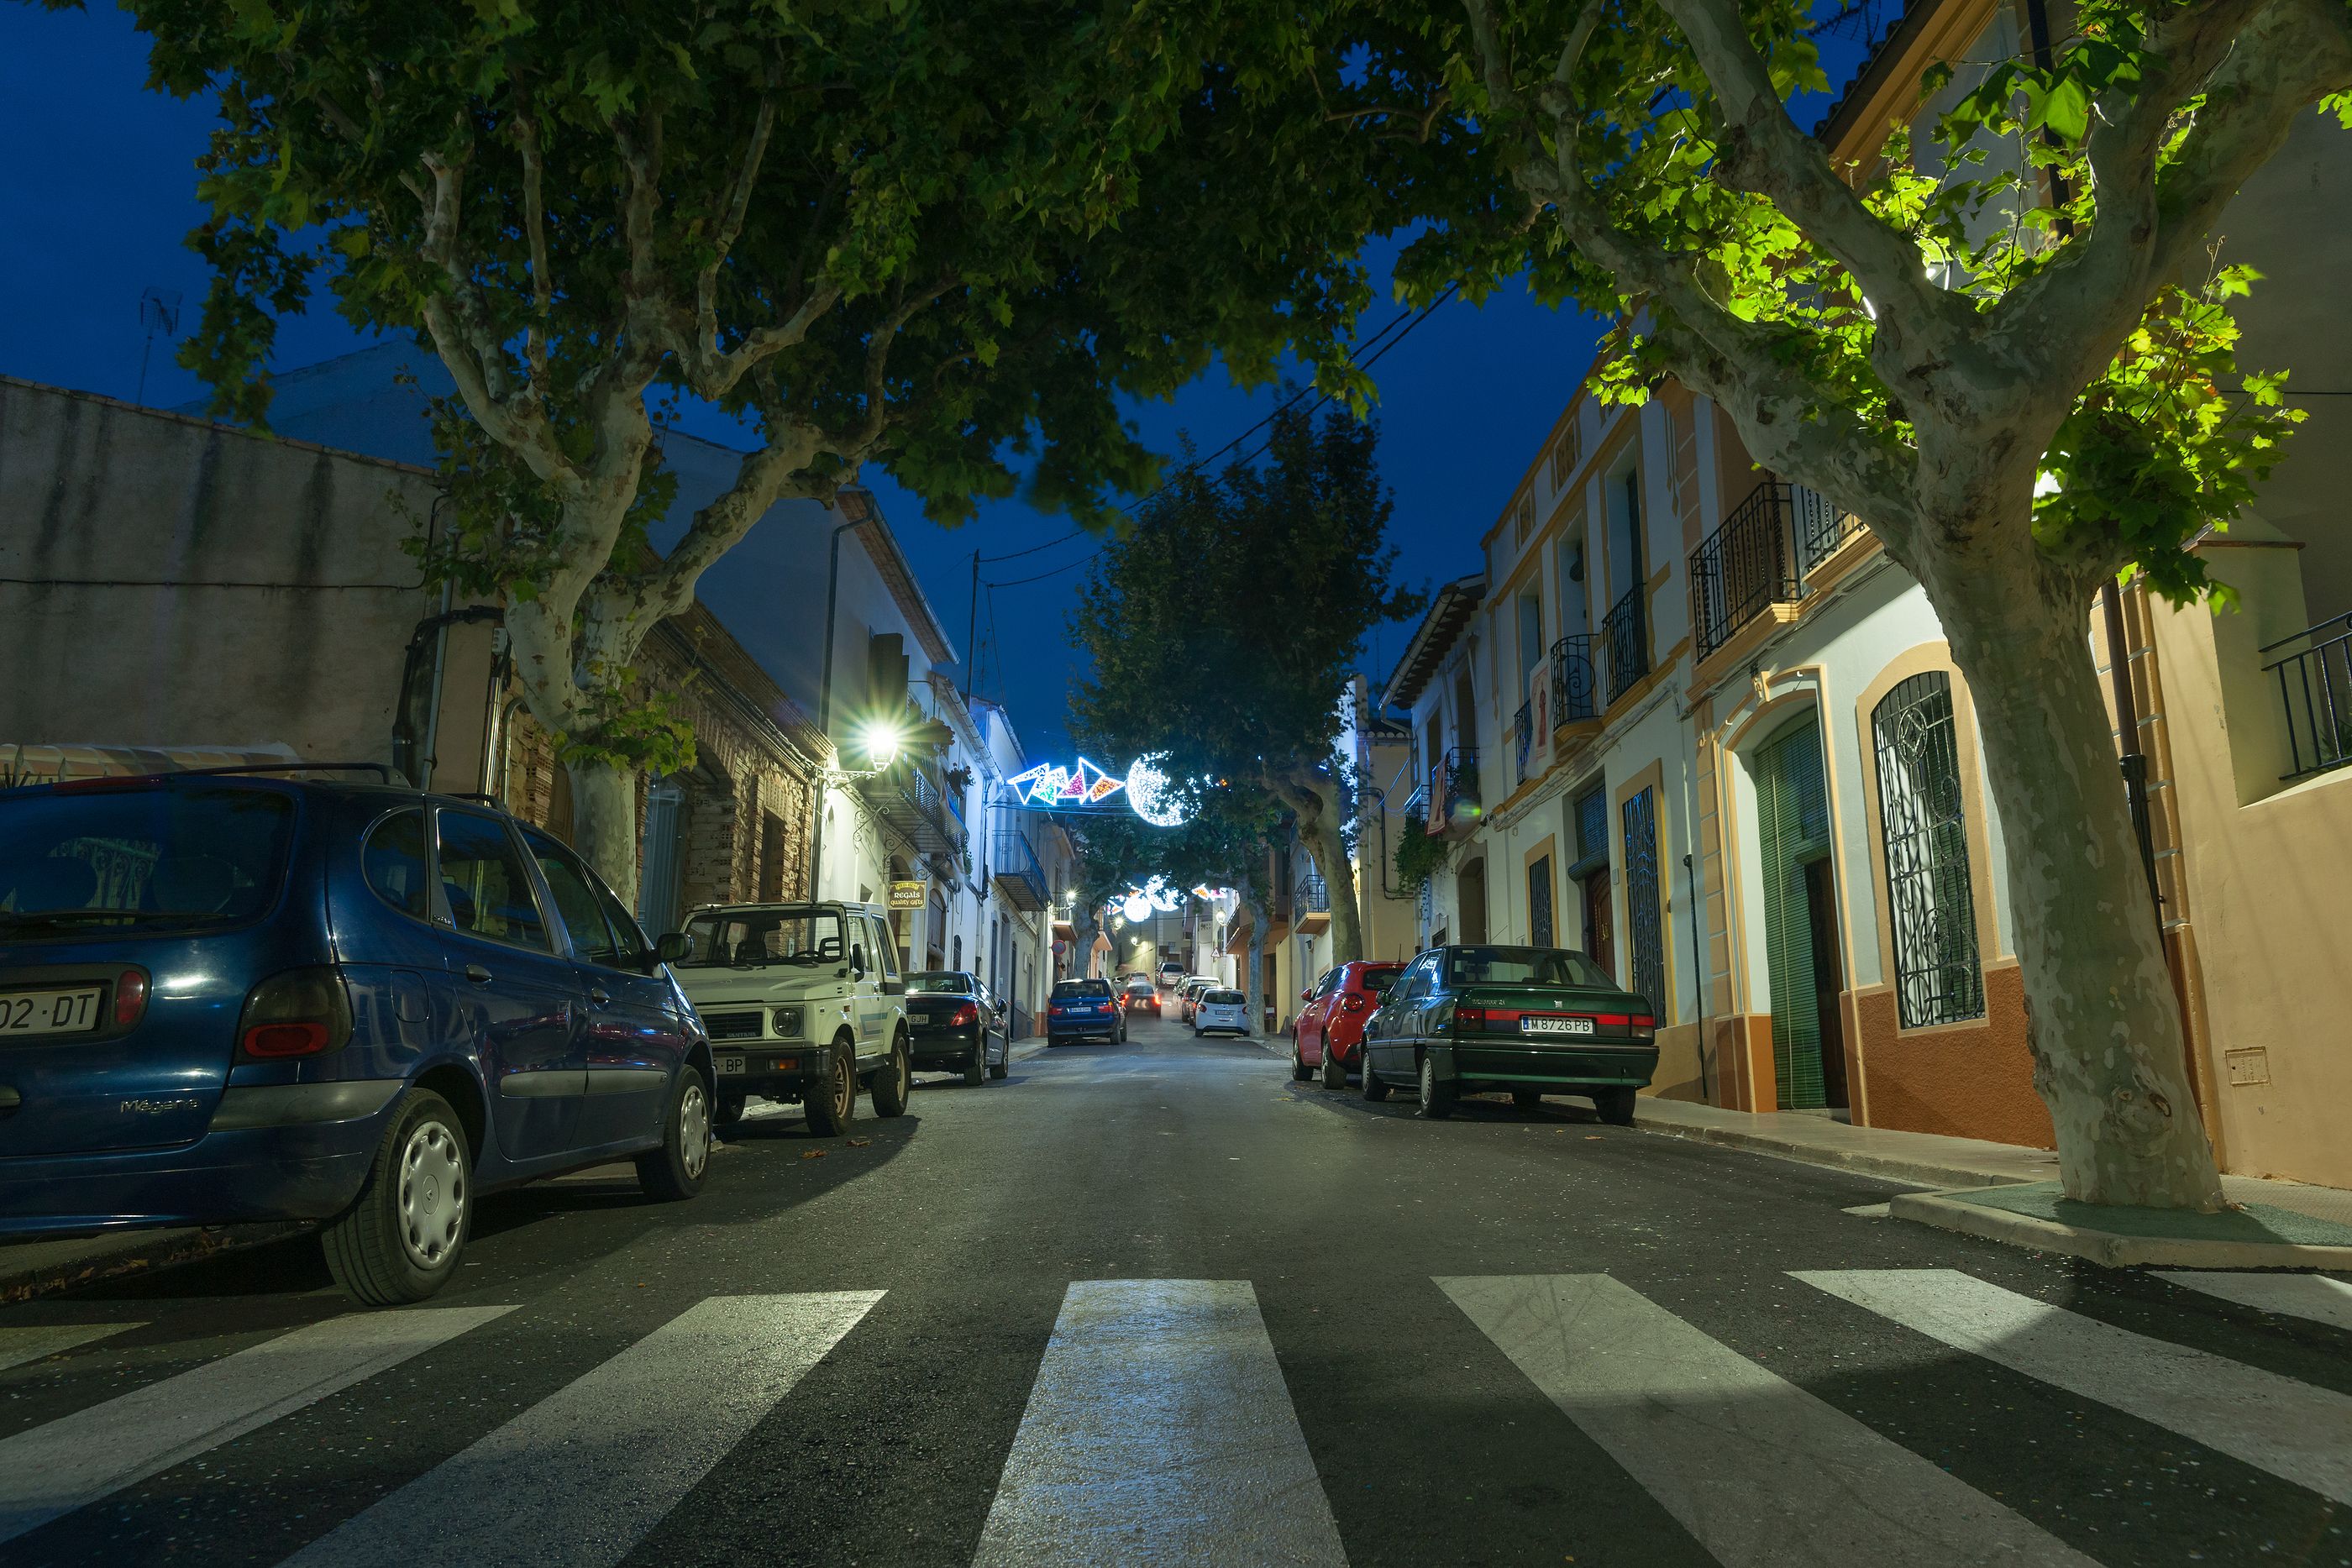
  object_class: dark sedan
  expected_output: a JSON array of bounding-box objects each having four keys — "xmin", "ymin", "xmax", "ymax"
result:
[
  {"xmin": 1360, "ymin": 944, "xmax": 1657, "ymax": 1121},
  {"xmin": 902, "ymin": 971, "xmax": 1008, "ymax": 1085}
]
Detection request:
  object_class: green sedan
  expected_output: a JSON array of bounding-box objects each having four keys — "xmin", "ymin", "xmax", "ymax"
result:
[{"xmin": 1359, "ymin": 945, "xmax": 1659, "ymax": 1121}]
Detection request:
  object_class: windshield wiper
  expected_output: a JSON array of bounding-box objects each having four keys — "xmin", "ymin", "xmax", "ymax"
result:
[{"xmin": 1, "ymin": 909, "xmax": 239, "ymax": 932}]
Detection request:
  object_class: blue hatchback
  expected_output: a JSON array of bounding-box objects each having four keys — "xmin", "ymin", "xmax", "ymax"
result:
[{"xmin": 0, "ymin": 769, "xmax": 717, "ymax": 1303}]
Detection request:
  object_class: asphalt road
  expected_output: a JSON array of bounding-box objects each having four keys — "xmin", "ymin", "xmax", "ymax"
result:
[{"xmin": 0, "ymin": 1012, "xmax": 2347, "ymax": 1567}]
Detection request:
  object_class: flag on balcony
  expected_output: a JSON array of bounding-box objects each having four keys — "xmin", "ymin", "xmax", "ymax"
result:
[{"xmin": 1527, "ymin": 660, "xmax": 1552, "ymax": 775}]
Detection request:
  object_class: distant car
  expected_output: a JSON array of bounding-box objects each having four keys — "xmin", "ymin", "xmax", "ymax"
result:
[
  {"xmin": 902, "ymin": 970, "xmax": 1009, "ymax": 1084},
  {"xmin": 1046, "ymin": 977, "xmax": 1124, "ymax": 1046},
  {"xmin": 0, "ymin": 769, "xmax": 714, "ymax": 1307},
  {"xmin": 1291, "ymin": 960, "xmax": 1406, "ymax": 1089},
  {"xmin": 1121, "ymin": 975, "xmax": 1160, "ymax": 1016},
  {"xmin": 664, "ymin": 902, "xmax": 912, "ymax": 1136},
  {"xmin": 1192, "ymin": 988, "xmax": 1250, "ymax": 1038},
  {"xmin": 1179, "ymin": 977, "xmax": 1215, "ymax": 1021},
  {"xmin": 1157, "ymin": 958, "xmax": 1185, "ymax": 991},
  {"xmin": 1360, "ymin": 944, "xmax": 1656, "ymax": 1120}
]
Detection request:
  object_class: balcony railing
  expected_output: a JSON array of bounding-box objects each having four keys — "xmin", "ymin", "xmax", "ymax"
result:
[
  {"xmin": 1297, "ymin": 873, "xmax": 1330, "ymax": 912},
  {"xmin": 1514, "ymin": 700, "xmax": 1534, "ymax": 783},
  {"xmin": 1600, "ymin": 585, "xmax": 1649, "ymax": 706},
  {"xmin": 990, "ymin": 821, "xmax": 1050, "ymax": 911},
  {"xmin": 1429, "ymin": 745, "xmax": 1481, "ymax": 836},
  {"xmin": 856, "ymin": 763, "xmax": 965, "ymax": 855},
  {"xmin": 2261, "ymin": 611, "xmax": 2352, "ymax": 779},
  {"xmin": 1689, "ymin": 480, "xmax": 1863, "ymax": 660},
  {"xmin": 1551, "ymin": 634, "xmax": 1598, "ymax": 724}
]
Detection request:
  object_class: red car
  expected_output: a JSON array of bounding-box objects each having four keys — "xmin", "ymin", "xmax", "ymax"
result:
[{"xmin": 1290, "ymin": 961, "xmax": 1405, "ymax": 1088}]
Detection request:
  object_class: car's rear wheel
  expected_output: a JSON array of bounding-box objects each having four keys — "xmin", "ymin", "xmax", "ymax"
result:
[
  {"xmin": 963, "ymin": 1039, "xmax": 986, "ymax": 1087},
  {"xmin": 1361, "ymin": 1053, "xmax": 1392, "ymax": 1102},
  {"xmin": 322, "ymin": 1089, "xmax": 470, "ymax": 1306},
  {"xmin": 1594, "ymin": 1087, "xmax": 1637, "ymax": 1126},
  {"xmin": 1418, "ymin": 1056, "xmax": 1456, "ymax": 1120},
  {"xmin": 637, "ymin": 1066, "xmax": 711, "ymax": 1201},
  {"xmin": 989, "ymin": 1036, "xmax": 1010, "ymax": 1080},
  {"xmin": 1321, "ymin": 1046, "xmax": 1348, "ymax": 1091},
  {"xmin": 871, "ymin": 1030, "xmax": 912, "ymax": 1118},
  {"xmin": 805, "ymin": 1040, "xmax": 858, "ymax": 1135},
  {"xmin": 1290, "ymin": 1036, "xmax": 1313, "ymax": 1082}
]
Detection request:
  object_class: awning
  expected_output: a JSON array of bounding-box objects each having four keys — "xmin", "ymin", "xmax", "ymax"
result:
[{"xmin": 2, "ymin": 742, "xmax": 305, "ymax": 788}]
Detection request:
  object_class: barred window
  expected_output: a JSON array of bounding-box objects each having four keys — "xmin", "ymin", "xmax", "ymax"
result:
[{"xmin": 1872, "ymin": 672, "xmax": 1986, "ymax": 1027}]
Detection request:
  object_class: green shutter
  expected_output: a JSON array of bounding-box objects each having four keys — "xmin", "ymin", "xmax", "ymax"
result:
[{"xmin": 1754, "ymin": 717, "xmax": 1831, "ymax": 1109}]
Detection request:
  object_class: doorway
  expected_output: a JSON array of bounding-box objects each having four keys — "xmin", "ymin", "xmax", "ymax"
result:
[
  {"xmin": 1803, "ymin": 857, "xmax": 1849, "ymax": 1109},
  {"xmin": 1752, "ymin": 715, "xmax": 1843, "ymax": 1109},
  {"xmin": 1528, "ymin": 855, "xmax": 1554, "ymax": 948},
  {"xmin": 1457, "ymin": 858, "xmax": 1489, "ymax": 944},
  {"xmin": 1582, "ymin": 870, "xmax": 1614, "ymax": 980}
]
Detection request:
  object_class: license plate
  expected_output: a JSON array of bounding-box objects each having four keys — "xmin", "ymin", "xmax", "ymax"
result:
[
  {"xmin": 717, "ymin": 1055, "xmax": 747, "ymax": 1076},
  {"xmin": 0, "ymin": 986, "xmax": 103, "ymax": 1037},
  {"xmin": 1522, "ymin": 1015, "xmax": 1594, "ymax": 1036}
]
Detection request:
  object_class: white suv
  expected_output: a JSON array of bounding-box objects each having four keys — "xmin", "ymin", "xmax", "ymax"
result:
[{"xmin": 661, "ymin": 902, "xmax": 911, "ymax": 1135}]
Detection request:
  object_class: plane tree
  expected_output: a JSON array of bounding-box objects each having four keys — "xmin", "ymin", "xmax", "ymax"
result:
[
  {"xmin": 1289, "ymin": 0, "xmax": 2344, "ymax": 1207},
  {"xmin": 75, "ymin": 0, "xmax": 1380, "ymax": 896}
]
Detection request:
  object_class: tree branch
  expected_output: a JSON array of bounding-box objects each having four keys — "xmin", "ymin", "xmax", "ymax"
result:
[
  {"xmin": 512, "ymin": 89, "xmax": 554, "ymax": 395},
  {"xmin": 813, "ymin": 275, "xmax": 962, "ymax": 460}
]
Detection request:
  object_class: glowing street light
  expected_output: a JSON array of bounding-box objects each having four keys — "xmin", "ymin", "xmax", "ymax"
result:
[{"xmin": 858, "ymin": 718, "xmax": 906, "ymax": 768}]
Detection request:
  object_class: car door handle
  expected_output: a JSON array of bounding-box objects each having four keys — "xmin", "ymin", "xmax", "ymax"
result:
[
  {"xmin": 465, "ymin": 963, "xmax": 494, "ymax": 985},
  {"xmin": 588, "ymin": 987, "xmax": 612, "ymax": 1006}
]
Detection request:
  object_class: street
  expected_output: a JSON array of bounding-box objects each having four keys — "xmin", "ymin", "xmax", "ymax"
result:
[{"xmin": 0, "ymin": 1012, "xmax": 2346, "ymax": 1568}]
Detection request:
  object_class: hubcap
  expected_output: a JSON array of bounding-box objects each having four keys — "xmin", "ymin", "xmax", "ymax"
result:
[
  {"xmin": 1420, "ymin": 1059, "xmax": 1434, "ymax": 1106},
  {"xmin": 679, "ymin": 1080, "xmax": 711, "ymax": 1178},
  {"xmin": 834, "ymin": 1051, "xmax": 853, "ymax": 1118},
  {"xmin": 396, "ymin": 1119, "xmax": 465, "ymax": 1271}
]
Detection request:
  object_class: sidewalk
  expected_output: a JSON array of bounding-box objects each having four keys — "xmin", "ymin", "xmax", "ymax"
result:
[
  {"xmin": 1632, "ymin": 1097, "xmax": 2060, "ymax": 1188},
  {"xmin": 1, "ymin": 1222, "xmax": 306, "ymax": 1304}
]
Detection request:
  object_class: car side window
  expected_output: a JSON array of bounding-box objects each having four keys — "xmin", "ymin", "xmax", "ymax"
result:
[
  {"xmin": 434, "ymin": 810, "xmax": 551, "ymax": 951},
  {"xmin": 589, "ymin": 878, "xmax": 654, "ymax": 970},
  {"xmin": 362, "ymin": 807, "xmax": 433, "ymax": 921},
  {"xmin": 521, "ymin": 827, "xmax": 618, "ymax": 966},
  {"xmin": 1399, "ymin": 956, "xmax": 1436, "ymax": 1000},
  {"xmin": 874, "ymin": 919, "xmax": 900, "ymax": 982}
]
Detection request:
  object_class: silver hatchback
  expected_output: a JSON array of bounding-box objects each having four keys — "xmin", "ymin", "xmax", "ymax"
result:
[{"xmin": 1192, "ymin": 989, "xmax": 1250, "ymax": 1038}]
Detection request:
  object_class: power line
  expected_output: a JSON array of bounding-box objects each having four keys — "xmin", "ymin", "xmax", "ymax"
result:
[
  {"xmin": 977, "ymin": 527, "xmax": 1091, "ymax": 565},
  {"xmin": 984, "ymin": 551, "xmax": 1102, "ymax": 590}
]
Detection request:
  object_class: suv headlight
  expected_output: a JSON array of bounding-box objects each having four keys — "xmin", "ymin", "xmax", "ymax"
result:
[{"xmin": 773, "ymin": 1006, "xmax": 804, "ymax": 1037}]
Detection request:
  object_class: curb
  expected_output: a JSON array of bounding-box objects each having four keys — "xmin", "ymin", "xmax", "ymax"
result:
[
  {"xmin": 1888, "ymin": 1190, "xmax": 2352, "ymax": 1270},
  {"xmin": 1631, "ymin": 1111, "xmax": 2047, "ymax": 1191},
  {"xmin": 0, "ymin": 1222, "xmax": 308, "ymax": 1305}
]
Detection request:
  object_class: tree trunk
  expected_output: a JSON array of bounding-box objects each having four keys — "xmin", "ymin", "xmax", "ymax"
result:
[
  {"xmin": 1239, "ymin": 895, "xmax": 1268, "ymax": 1036},
  {"xmin": 1074, "ymin": 907, "xmax": 1100, "ymax": 981},
  {"xmin": 1277, "ymin": 772, "xmax": 1365, "ymax": 965},
  {"xmin": 564, "ymin": 755, "xmax": 641, "ymax": 904},
  {"xmin": 1929, "ymin": 547, "xmax": 2223, "ymax": 1210}
]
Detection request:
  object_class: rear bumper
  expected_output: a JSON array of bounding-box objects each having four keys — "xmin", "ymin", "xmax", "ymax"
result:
[
  {"xmin": 909, "ymin": 1025, "xmax": 983, "ymax": 1062},
  {"xmin": 1046, "ymin": 1014, "xmax": 1118, "ymax": 1039},
  {"xmin": 1429, "ymin": 1041, "xmax": 1657, "ymax": 1090},
  {"xmin": 0, "ymin": 1109, "xmax": 393, "ymax": 1235}
]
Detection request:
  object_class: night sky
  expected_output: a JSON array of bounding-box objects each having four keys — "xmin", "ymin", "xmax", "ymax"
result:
[{"xmin": 3, "ymin": 6, "xmax": 1856, "ymax": 760}]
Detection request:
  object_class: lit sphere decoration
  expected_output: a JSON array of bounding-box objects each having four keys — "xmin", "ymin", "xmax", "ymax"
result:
[
  {"xmin": 1120, "ymin": 892, "xmax": 1155, "ymax": 923},
  {"xmin": 1125, "ymin": 755, "xmax": 1189, "ymax": 828}
]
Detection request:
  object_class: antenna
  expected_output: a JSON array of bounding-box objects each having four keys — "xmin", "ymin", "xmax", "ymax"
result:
[{"xmin": 135, "ymin": 288, "xmax": 182, "ymax": 408}]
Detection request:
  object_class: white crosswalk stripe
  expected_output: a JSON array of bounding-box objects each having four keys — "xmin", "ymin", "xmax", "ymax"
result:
[
  {"xmin": 0, "ymin": 1305, "xmax": 513, "ymax": 1545},
  {"xmin": 1438, "ymin": 1273, "xmax": 2097, "ymax": 1568},
  {"xmin": 2152, "ymin": 1270, "xmax": 2352, "ymax": 1333},
  {"xmin": 1794, "ymin": 1268, "xmax": 2352, "ymax": 1506},
  {"xmin": 279, "ymin": 1291, "xmax": 883, "ymax": 1568},
  {"xmin": 0, "ymin": 1323, "xmax": 141, "ymax": 1374},
  {"xmin": 971, "ymin": 1279, "xmax": 1347, "ymax": 1568}
]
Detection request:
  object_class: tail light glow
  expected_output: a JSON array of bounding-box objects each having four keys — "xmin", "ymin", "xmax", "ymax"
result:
[
  {"xmin": 950, "ymin": 1002, "xmax": 980, "ymax": 1028},
  {"xmin": 113, "ymin": 969, "xmax": 149, "ymax": 1028},
  {"xmin": 237, "ymin": 967, "xmax": 353, "ymax": 1062},
  {"xmin": 1453, "ymin": 1004, "xmax": 1488, "ymax": 1031}
]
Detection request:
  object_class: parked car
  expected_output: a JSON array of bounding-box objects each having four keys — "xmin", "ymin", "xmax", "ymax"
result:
[
  {"xmin": 1046, "ymin": 977, "xmax": 1124, "ymax": 1045},
  {"xmin": 1192, "ymin": 988, "xmax": 1251, "ymax": 1038},
  {"xmin": 1157, "ymin": 958, "xmax": 1185, "ymax": 991},
  {"xmin": 1179, "ymin": 977, "xmax": 1216, "ymax": 1021},
  {"xmin": 0, "ymin": 768, "xmax": 714, "ymax": 1307},
  {"xmin": 664, "ymin": 902, "xmax": 911, "ymax": 1135},
  {"xmin": 1121, "ymin": 974, "xmax": 1161, "ymax": 1016},
  {"xmin": 1291, "ymin": 960, "xmax": 1406, "ymax": 1089},
  {"xmin": 1360, "ymin": 945, "xmax": 1656, "ymax": 1120},
  {"xmin": 903, "ymin": 970, "xmax": 1009, "ymax": 1085}
]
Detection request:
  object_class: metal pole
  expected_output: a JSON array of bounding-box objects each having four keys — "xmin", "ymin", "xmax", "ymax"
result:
[{"xmin": 808, "ymin": 517, "xmax": 863, "ymax": 901}]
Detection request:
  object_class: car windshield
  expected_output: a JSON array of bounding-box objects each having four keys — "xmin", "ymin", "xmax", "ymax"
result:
[
  {"xmin": 907, "ymin": 972, "xmax": 973, "ymax": 994},
  {"xmin": 1124, "ymin": 978, "xmax": 1153, "ymax": 992},
  {"xmin": 1359, "ymin": 968, "xmax": 1403, "ymax": 994},
  {"xmin": 674, "ymin": 908, "xmax": 845, "ymax": 968},
  {"xmin": 0, "ymin": 784, "xmax": 296, "ymax": 938},
  {"xmin": 1445, "ymin": 946, "xmax": 1616, "ymax": 989},
  {"xmin": 1053, "ymin": 979, "xmax": 1110, "ymax": 999}
]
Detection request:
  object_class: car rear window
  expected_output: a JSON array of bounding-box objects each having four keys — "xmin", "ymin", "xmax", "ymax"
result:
[
  {"xmin": 1446, "ymin": 946, "xmax": 1615, "ymax": 989},
  {"xmin": 1358, "ymin": 967, "xmax": 1404, "ymax": 994},
  {"xmin": 1053, "ymin": 979, "xmax": 1111, "ymax": 999},
  {"xmin": 1205, "ymin": 990, "xmax": 1244, "ymax": 1005},
  {"xmin": 908, "ymin": 972, "xmax": 973, "ymax": 994},
  {"xmin": 0, "ymin": 784, "xmax": 296, "ymax": 940}
]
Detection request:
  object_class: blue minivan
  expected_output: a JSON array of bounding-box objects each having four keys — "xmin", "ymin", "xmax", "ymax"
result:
[{"xmin": 0, "ymin": 768, "xmax": 716, "ymax": 1303}]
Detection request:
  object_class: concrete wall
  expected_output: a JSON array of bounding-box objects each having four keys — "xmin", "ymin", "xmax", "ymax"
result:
[{"xmin": 1, "ymin": 379, "xmax": 438, "ymax": 766}]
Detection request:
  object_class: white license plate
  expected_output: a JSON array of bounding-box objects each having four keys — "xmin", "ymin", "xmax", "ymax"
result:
[
  {"xmin": 0, "ymin": 986, "xmax": 103, "ymax": 1037},
  {"xmin": 1521, "ymin": 1015, "xmax": 1594, "ymax": 1036},
  {"xmin": 717, "ymin": 1055, "xmax": 747, "ymax": 1076}
]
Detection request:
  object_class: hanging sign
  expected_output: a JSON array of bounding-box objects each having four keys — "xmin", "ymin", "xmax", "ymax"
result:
[{"xmin": 887, "ymin": 879, "xmax": 927, "ymax": 910}]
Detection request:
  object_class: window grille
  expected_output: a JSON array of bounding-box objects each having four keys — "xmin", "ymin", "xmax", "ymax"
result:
[
  {"xmin": 1529, "ymin": 855, "xmax": 1555, "ymax": 947},
  {"xmin": 1872, "ymin": 672, "xmax": 1986, "ymax": 1026},
  {"xmin": 1551, "ymin": 425, "xmax": 1582, "ymax": 490},
  {"xmin": 1620, "ymin": 787, "xmax": 1665, "ymax": 1013}
]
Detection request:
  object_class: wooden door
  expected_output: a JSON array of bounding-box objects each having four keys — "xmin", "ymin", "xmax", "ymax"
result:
[{"xmin": 1583, "ymin": 871, "xmax": 1614, "ymax": 980}]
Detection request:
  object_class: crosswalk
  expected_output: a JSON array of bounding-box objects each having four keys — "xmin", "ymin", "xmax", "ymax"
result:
[{"xmin": 0, "ymin": 1267, "xmax": 2342, "ymax": 1565}]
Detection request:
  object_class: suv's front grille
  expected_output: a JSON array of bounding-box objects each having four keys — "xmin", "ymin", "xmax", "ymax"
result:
[{"xmin": 704, "ymin": 1011, "xmax": 764, "ymax": 1041}]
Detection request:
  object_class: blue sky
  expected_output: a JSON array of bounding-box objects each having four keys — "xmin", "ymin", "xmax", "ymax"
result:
[{"xmin": 0, "ymin": 5, "xmax": 1656, "ymax": 759}]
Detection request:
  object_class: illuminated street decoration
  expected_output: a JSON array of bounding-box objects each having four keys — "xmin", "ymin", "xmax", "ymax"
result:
[
  {"xmin": 1124, "ymin": 755, "xmax": 1189, "ymax": 828},
  {"xmin": 1116, "ymin": 876, "xmax": 1184, "ymax": 923},
  {"xmin": 1007, "ymin": 757, "xmax": 1126, "ymax": 808}
]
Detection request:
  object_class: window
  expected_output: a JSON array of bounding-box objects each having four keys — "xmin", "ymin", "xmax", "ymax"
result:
[
  {"xmin": 1551, "ymin": 423, "xmax": 1582, "ymax": 490},
  {"xmin": 1446, "ymin": 946, "xmax": 1614, "ymax": 989},
  {"xmin": 522, "ymin": 827, "xmax": 618, "ymax": 965},
  {"xmin": 1872, "ymin": 672, "xmax": 1987, "ymax": 1026},
  {"xmin": 1620, "ymin": 788, "xmax": 1665, "ymax": 1011},
  {"xmin": 591, "ymin": 878, "xmax": 654, "ymax": 969},
  {"xmin": 759, "ymin": 811, "xmax": 788, "ymax": 901},
  {"xmin": 1528, "ymin": 855, "xmax": 1554, "ymax": 947},
  {"xmin": 435, "ymin": 810, "xmax": 550, "ymax": 950},
  {"xmin": 0, "ymin": 785, "xmax": 294, "ymax": 938},
  {"xmin": 1515, "ymin": 494, "xmax": 1536, "ymax": 541},
  {"xmin": 363, "ymin": 808, "xmax": 432, "ymax": 920},
  {"xmin": 675, "ymin": 907, "xmax": 844, "ymax": 968}
]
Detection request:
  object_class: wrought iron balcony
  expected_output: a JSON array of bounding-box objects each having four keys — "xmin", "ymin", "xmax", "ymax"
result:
[
  {"xmin": 856, "ymin": 763, "xmax": 965, "ymax": 856},
  {"xmin": 2261, "ymin": 611, "xmax": 2352, "ymax": 779},
  {"xmin": 1514, "ymin": 700, "xmax": 1534, "ymax": 783},
  {"xmin": 1297, "ymin": 872, "xmax": 1331, "ymax": 931},
  {"xmin": 1551, "ymin": 634, "xmax": 1599, "ymax": 724},
  {"xmin": 1428, "ymin": 745, "xmax": 1481, "ymax": 837},
  {"xmin": 1689, "ymin": 479, "xmax": 1862, "ymax": 660},
  {"xmin": 990, "ymin": 821, "xmax": 1050, "ymax": 911},
  {"xmin": 1600, "ymin": 585, "xmax": 1649, "ymax": 706}
]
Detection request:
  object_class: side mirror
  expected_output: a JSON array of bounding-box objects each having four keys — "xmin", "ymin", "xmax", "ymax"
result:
[
  {"xmin": 655, "ymin": 932, "xmax": 689, "ymax": 964},
  {"xmin": 1300, "ymin": 989, "xmax": 1314, "ymax": 1002}
]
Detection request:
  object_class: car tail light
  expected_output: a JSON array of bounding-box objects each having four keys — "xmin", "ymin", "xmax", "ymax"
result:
[
  {"xmin": 1630, "ymin": 1014, "xmax": 1656, "ymax": 1041},
  {"xmin": 950, "ymin": 1002, "xmax": 979, "ymax": 1027},
  {"xmin": 113, "ymin": 969, "xmax": 149, "ymax": 1028},
  {"xmin": 1453, "ymin": 1004, "xmax": 1487, "ymax": 1032},
  {"xmin": 1338, "ymin": 994, "xmax": 1369, "ymax": 1014},
  {"xmin": 238, "ymin": 967, "xmax": 353, "ymax": 1060},
  {"xmin": 1593, "ymin": 1014, "xmax": 1629, "ymax": 1026}
]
